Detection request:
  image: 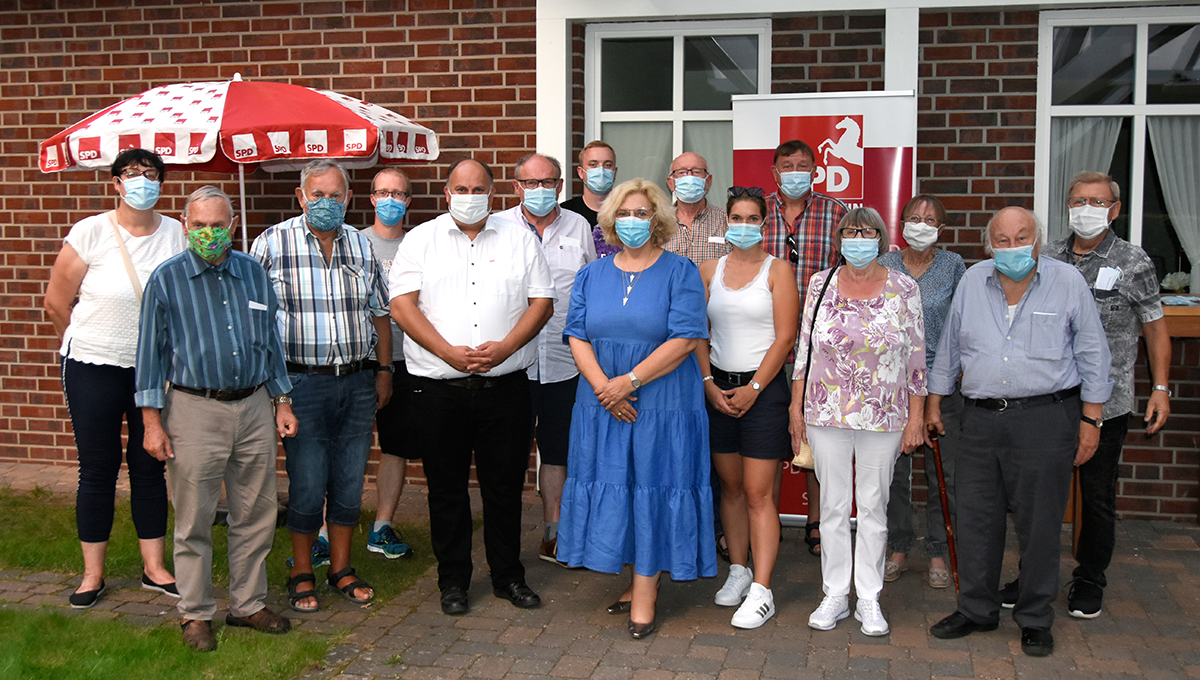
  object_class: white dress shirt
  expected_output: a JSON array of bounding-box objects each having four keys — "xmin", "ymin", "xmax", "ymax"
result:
[
  {"xmin": 493, "ymin": 205, "xmax": 597, "ymax": 383},
  {"xmin": 390, "ymin": 211, "xmax": 555, "ymax": 379}
]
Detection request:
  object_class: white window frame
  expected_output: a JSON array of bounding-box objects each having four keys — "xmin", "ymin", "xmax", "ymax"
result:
[
  {"xmin": 1034, "ymin": 7, "xmax": 1200, "ymax": 245},
  {"xmin": 584, "ymin": 20, "xmax": 772, "ymax": 159}
]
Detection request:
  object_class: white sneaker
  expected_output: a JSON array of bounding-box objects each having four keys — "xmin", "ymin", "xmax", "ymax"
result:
[
  {"xmin": 714, "ymin": 564, "xmax": 753, "ymax": 607},
  {"xmin": 854, "ymin": 598, "xmax": 890, "ymax": 636},
  {"xmin": 731, "ymin": 583, "xmax": 775, "ymax": 629},
  {"xmin": 807, "ymin": 595, "xmax": 849, "ymax": 631}
]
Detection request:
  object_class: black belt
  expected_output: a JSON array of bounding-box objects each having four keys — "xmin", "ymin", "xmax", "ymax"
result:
[
  {"xmin": 965, "ymin": 386, "xmax": 1080, "ymax": 412},
  {"xmin": 711, "ymin": 366, "xmax": 759, "ymax": 387},
  {"xmin": 285, "ymin": 360, "xmax": 376, "ymax": 377},
  {"xmin": 172, "ymin": 383, "xmax": 262, "ymax": 402},
  {"xmin": 419, "ymin": 372, "xmax": 524, "ymax": 390}
]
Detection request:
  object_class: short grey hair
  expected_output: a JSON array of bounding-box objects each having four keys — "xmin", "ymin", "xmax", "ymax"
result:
[
  {"xmin": 1067, "ymin": 171, "xmax": 1121, "ymax": 202},
  {"xmin": 983, "ymin": 206, "xmax": 1043, "ymax": 256},
  {"xmin": 300, "ymin": 159, "xmax": 350, "ymax": 195},
  {"xmin": 515, "ymin": 153, "xmax": 562, "ymax": 180},
  {"xmin": 182, "ymin": 185, "xmax": 233, "ymax": 222},
  {"xmin": 833, "ymin": 206, "xmax": 890, "ymax": 253}
]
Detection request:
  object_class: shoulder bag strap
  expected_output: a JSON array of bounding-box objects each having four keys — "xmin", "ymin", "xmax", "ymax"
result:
[
  {"xmin": 105, "ymin": 211, "xmax": 143, "ymax": 307},
  {"xmin": 800, "ymin": 265, "xmax": 840, "ymax": 413}
]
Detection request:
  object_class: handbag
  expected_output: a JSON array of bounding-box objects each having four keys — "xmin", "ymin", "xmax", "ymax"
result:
[{"xmin": 791, "ymin": 265, "xmax": 839, "ymax": 471}]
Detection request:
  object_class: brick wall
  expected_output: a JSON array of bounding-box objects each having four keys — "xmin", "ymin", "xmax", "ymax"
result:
[{"xmin": 772, "ymin": 13, "xmax": 886, "ymax": 95}]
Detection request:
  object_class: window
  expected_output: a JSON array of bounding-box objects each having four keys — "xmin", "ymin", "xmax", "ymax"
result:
[
  {"xmin": 1036, "ymin": 9, "xmax": 1200, "ymax": 292},
  {"xmin": 587, "ymin": 21, "xmax": 771, "ymax": 202}
]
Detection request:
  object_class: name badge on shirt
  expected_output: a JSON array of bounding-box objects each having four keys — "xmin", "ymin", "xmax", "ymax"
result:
[
  {"xmin": 1095, "ymin": 266, "xmax": 1120, "ymax": 291},
  {"xmin": 560, "ymin": 235, "xmax": 581, "ymax": 248},
  {"xmin": 248, "ymin": 300, "xmax": 268, "ymax": 311},
  {"xmin": 707, "ymin": 236, "xmax": 726, "ymax": 244}
]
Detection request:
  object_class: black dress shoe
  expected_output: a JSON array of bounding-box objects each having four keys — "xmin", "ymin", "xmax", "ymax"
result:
[
  {"xmin": 1021, "ymin": 627, "xmax": 1054, "ymax": 656},
  {"xmin": 69, "ymin": 580, "xmax": 106, "ymax": 609},
  {"xmin": 494, "ymin": 581, "xmax": 541, "ymax": 609},
  {"xmin": 606, "ymin": 599, "xmax": 631, "ymax": 615},
  {"xmin": 628, "ymin": 618, "xmax": 658, "ymax": 640},
  {"xmin": 930, "ymin": 611, "xmax": 999, "ymax": 639},
  {"xmin": 440, "ymin": 586, "xmax": 469, "ymax": 615}
]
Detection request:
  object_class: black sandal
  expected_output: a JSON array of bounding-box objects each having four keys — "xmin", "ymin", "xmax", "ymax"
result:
[
  {"xmin": 804, "ymin": 521, "xmax": 822, "ymax": 556},
  {"xmin": 287, "ymin": 573, "xmax": 319, "ymax": 612},
  {"xmin": 716, "ymin": 533, "xmax": 730, "ymax": 563},
  {"xmin": 327, "ymin": 566, "xmax": 374, "ymax": 604}
]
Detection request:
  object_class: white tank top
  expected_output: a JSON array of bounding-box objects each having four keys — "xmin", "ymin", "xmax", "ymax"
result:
[{"xmin": 708, "ymin": 255, "xmax": 776, "ymax": 373}]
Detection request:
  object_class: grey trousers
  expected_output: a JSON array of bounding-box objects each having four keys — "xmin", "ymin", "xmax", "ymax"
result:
[
  {"xmin": 955, "ymin": 395, "xmax": 1078, "ymax": 630},
  {"xmin": 163, "ymin": 388, "xmax": 279, "ymax": 621},
  {"xmin": 887, "ymin": 389, "xmax": 963, "ymax": 558}
]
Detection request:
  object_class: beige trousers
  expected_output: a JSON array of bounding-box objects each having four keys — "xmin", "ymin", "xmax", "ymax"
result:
[{"xmin": 163, "ymin": 387, "xmax": 278, "ymax": 620}]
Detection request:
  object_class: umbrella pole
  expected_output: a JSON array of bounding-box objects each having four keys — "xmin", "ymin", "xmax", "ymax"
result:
[
  {"xmin": 929, "ymin": 434, "xmax": 959, "ymax": 592},
  {"xmin": 239, "ymin": 165, "xmax": 248, "ymax": 252}
]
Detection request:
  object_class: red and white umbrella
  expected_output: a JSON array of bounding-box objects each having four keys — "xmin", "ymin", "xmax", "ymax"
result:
[{"xmin": 39, "ymin": 74, "xmax": 439, "ymax": 247}]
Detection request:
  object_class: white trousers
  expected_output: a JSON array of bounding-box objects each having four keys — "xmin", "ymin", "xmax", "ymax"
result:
[{"xmin": 807, "ymin": 425, "xmax": 902, "ymax": 602}]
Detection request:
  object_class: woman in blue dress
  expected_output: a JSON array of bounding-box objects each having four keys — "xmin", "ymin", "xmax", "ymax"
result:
[{"xmin": 558, "ymin": 178, "xmax": 716, "ymax": 640}]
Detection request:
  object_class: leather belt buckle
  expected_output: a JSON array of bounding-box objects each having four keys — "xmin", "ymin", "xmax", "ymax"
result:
[{"xmin": 995, "ymin": 398, "xmax": 1009, "ymax": 412}]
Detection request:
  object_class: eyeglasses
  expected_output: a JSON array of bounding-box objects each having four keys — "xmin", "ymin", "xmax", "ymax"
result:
[
  {"xmin": 669, "ymin": 168, "xmax": 709, "ymax": 179},
  {"xmin": 904, "ymin": 216, "xmax": 941, "ymax": 227},
  {"xmin": 1068, "ymin": 197, "xmax": 1114, "ymax": 208},
  {"xmin": 516, "ymin": 178, "xmax": 560, "ymax": 189},
  {"xmin": 785, "ymin": 234, "xmax": 799, "ymax": 264},
  {"xmin": 120, "ymin": 167, "xmax": 161, "ymax": 182},
  {"xmin": 372, "ymin": 189, "xmax": 409, "ymax": 200},
  {"xmin": 728, "ymin": 186, "xmax": 765, "ymax": 199},
  {"xmin": 840, "ymin": 227, "xmax": 881, "ymax": 239},
  {"xmin": 615, "ymin": 209, "xmax": 654, "ymax": 220}
]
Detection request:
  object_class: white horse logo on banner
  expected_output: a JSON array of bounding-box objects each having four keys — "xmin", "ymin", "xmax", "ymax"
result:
[{"xmin": 818, "ymin": 117, "xmax": 863, "ymax": 167}]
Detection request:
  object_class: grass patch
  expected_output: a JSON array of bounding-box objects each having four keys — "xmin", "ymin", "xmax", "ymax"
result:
[{"xmin": 0, "ymin": 609, "xmax": 327, "ymax": 680}]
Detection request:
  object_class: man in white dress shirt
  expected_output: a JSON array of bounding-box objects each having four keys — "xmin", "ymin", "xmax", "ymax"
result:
[{"xmin": 390, "ymin": 158, "xmax": 554, "ymax": 616}]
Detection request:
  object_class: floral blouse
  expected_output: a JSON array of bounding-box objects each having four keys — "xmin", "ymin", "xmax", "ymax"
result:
[{"xmin": 794, "ymin": 268, "xmax": 927, "ymax": 432}]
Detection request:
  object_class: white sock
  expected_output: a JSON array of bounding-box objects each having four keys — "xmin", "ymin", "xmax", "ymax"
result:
[
  {"xmin": 318, "ymin": 527, "xmax": 329, "ymax": 541},
  {"xmin": 373, "ymin": 520, "xmax": 391, "ymax": 533}
]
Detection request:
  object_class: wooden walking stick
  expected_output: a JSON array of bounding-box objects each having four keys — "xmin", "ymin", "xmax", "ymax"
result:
[{"xmin": 928, "ymin": 433, "xmax": 959, "ymax": 592}]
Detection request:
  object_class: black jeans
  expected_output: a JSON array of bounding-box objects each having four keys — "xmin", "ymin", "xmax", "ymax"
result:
[
  {"xmin": 1073, "ymin": 412, "xmax": 1130, "ymax": 589},
  {"xmin": 62, "ymin": 358, "xmax": 167, "ymax": 543}
]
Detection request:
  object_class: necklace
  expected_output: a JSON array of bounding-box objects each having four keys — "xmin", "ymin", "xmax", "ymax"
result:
[{"xmin": 622, "ymin": 270, "xmax": 644, "ymax": 306}]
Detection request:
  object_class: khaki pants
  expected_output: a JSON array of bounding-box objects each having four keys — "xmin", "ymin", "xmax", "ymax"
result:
[{"xmin": 163, "ymin": 388, "xmax": 278, "ymax": 620}]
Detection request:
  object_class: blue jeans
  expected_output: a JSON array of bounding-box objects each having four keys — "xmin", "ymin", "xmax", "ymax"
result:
[
  {"xmin": 1073, "ymin": 412, "xmax": 1129, "ymax": 589},
  {"xmin": 283, "ymin": 370, "xmax": 376, "ymax": 534}
]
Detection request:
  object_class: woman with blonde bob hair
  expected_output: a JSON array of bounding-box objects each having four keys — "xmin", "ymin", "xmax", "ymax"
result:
[{"xmin": 558, "ymin": 178, "xmax": 716, "ymax": 640}]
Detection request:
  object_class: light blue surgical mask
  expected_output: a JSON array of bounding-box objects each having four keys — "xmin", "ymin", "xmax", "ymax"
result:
[
  {"xmin": 724, "ymin": 223, "xmax": 763, "ymax": 250},
  {"xmin": 375, "ymin": 197, "xmax": 406, "ymax": 226},
  {"xmin": 673, "ymin": 175, "xmax": 707, "ymax": 204},
  {"xmin": 121, "ymin": 176, "xmax": 161, "ymax": 211},
  {"xmin": 522, "ymin": 186, "xmax": 557, "ymax": 217},
  {"xmin": 993, "ymin": 245, "xmax": 1037, "ymax": 281},
  {"xmin": 840, "ymin": 237, "xmax": 879, "ymax": 269},
  {"xmin": 585, "ymin": 167, "xmax": 614, "ymax": 195},
  {"xmin": 304, "ymin": 194, "xmax": 346, "ymax": 232},
  {"xmin": 778, "ymin": 171, "xmax": 811, "ymax": 200},
  {"xmin": 615, "ymin": 216, "xmax": 652, "ymax": 248}
]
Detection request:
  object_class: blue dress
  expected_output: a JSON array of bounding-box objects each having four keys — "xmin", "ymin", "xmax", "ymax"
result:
[{"xmin": 558, "ymin": 251, "xmax": 717, "ymax": 580}]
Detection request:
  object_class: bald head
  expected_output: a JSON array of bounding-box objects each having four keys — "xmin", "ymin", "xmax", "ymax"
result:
[{"xmin": 985, "ymin": 206, "xmax": 1042, "ymax": 256}]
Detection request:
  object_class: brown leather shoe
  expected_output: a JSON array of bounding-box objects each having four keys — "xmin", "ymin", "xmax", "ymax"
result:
[
  {"xmin": 226, "ymin": 607, "xmax": 292, "ymax": 634},
  {"xmin": 181, "ymin": 619, "xmax": 217, "ymax": 651}
]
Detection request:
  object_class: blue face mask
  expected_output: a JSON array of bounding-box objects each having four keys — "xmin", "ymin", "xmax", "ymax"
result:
[
  {"xmin": 522, "ymin": 186, "xmax": 558, "ymax": 217},
  {"xmin": 305, "ymin": 195, "xmax": 346, "ymax": 232},
  {"xmin": 672, "ymin": 175, "xmax": 707, "ymax": 204},
  {"xmin": 840, "ymin": 237, "xmax": 880, "ymax": 269},
  {"xmin": 724, "ymin": 223, "xmax": 763, "ymax": 250},
  {"xmin": 993, "ymin": 245, "xmax": 1037, "ymax": 281},
  {"xmin": 374, "ymin": 197, "xmax": 406, "ymax": 226},
  {"xmin": 778, "ymin": 170, "xmax": 812, "ymax": 200},
  {"xmin": 585, "ymin": 167, "xmax": 614, "ymax": 195},
  {"xmin": 122, "ymin": 176, "xmax": 161, "ymax": 211},
  {"xmin": 615, "ymin": 217, "xmax": 652, "ymax": 248}
]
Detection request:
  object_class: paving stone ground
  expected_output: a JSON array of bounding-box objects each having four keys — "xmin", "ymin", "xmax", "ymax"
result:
[{"xmin": 2, "ymin": 460, "xmax": 1198, "ymax": 679}]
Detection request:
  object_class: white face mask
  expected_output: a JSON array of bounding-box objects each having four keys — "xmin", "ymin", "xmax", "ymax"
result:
[
  {"xmin": 449, "ymin": 193, "xmax": 490, "ymax": 225},
  {"xmin": 902, "ymin": 221, "xmax": 940, "ymax": 251},
  {"xmin": 1068, "ymin": 204, "xmax": 1110, "ymax": 240}
]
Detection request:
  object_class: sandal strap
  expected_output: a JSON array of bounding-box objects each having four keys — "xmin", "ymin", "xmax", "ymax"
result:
[
  {"xmin": 287, "ymin": 572, "xmax": 317, "ymax": 589},
  {"xmin": 327, "ymin": 566, "xmax": 357, "ymax": 585},
  {"xmin": 335, "ymin": 578, "xmax": 371, "ymax": 596}
]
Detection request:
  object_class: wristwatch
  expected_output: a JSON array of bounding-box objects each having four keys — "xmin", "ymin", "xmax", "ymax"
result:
[
  {"xmin": 378, "ymin": 363, "xmax": 396, "ymax": 374},
  {"xmin": 628, "ymin": 371, "xmax": 642, "ymax": 389},
  {"xmin": 274, "ymin": 395, "xmax": 293, "ymax": 406},
  {"xmin": 1081, "ymin": 415, "xmax": 1103, "ymax": 429},
  {"xmin": 1153, "ymin": 384, "xmax": 1172, "ymax": 397},
  {"xmin": 750, "ymin": 381, "xmax": 762, "ymax": 392}
]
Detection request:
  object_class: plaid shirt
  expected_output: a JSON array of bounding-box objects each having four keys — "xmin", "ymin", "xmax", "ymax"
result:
[
  {"xmin": 250, "ymin": 215, "xmax": 389, "ymax": 366},
  {"xmin": 664, "ymin": 202, "xmax": 730, "ymax": 265},
  {"xmin": 762, "ymin": 191, "xmax": 847, "ymax": 295}
]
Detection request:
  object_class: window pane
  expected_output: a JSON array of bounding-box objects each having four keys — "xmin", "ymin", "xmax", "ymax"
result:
[
  {"xmin": 1143, "ymin": 128, "xmax": 1190, "ymax": 286},
  {"xmin": 601, "ymin": 121, "xmax": 672, "ymax": 196},
  {"xmin": 1051, "ymin": 26, "xmax": 1135, "ymax": 105},
  {"xmin": 683, "ymin": 35, "xmax": 759, "ymax": 111},
  {"xmin": 683, "ymin": 121, "xmax": 734, "ymax": 203},
  {"xmin": 1148, "ymin": 24, "xmax": 1200, "ymax": 104},
  {"xmin": 601, "ymin": 38, "xmax": 672, "ymax": 112}
]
